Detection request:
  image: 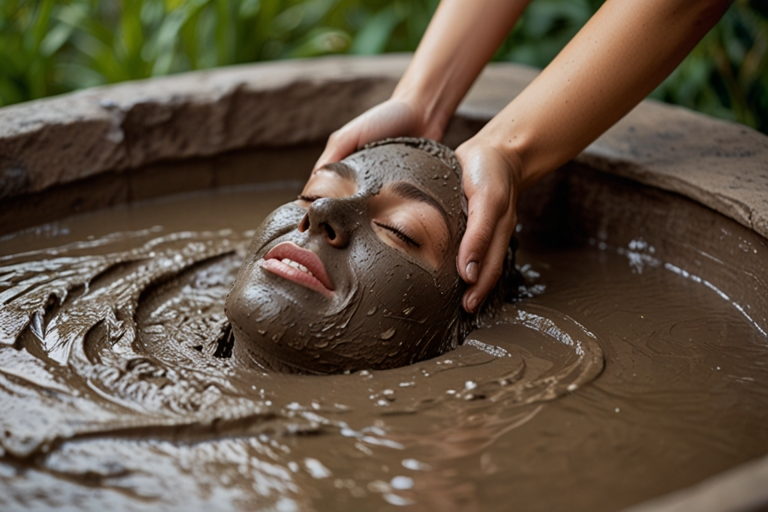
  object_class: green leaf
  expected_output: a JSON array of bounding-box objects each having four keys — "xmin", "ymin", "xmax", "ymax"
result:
[{"xmin": 349, "ymin": 6, "xmax": 401, "ymax": 55}]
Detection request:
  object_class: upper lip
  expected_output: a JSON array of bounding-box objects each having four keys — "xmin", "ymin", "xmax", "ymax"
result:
[{"xmin": 260, "ymin": 242, "xmax": 335, "ymax": 295}]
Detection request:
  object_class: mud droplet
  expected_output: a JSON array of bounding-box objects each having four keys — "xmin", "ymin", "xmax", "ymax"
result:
[
  {"xmin": 402, "ymin": 459, "xmax": 431, "ymax": 471},
  {"xmin": 304, "ymin": 458, "xmax": 332, "ymax": 479},
  {"xmin": 390, "ymin": 476, "xmax": 414, "ymax": 490},
  {"xmin": 380, "ymin": 327, "xmax": 396, "ymax": 340}
]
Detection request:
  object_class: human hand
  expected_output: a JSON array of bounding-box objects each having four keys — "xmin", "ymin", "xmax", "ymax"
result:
[
  {"xmin": 314, "ymin": 98, "xmax": 442, "ymax": 170},
  {"xmin": 454, "ymin": 137, "xmax": 522, "ymax": 313}
]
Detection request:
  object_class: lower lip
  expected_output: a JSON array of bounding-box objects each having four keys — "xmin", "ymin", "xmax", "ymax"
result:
[{"xmin": 259, "ymin": 258, "xmax": 335, "ymax": 299}]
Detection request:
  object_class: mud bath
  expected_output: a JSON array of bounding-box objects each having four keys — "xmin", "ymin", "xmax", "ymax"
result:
[{"xmin": 0, "ymin": 160, "xmax": 767, "ymax": 511}]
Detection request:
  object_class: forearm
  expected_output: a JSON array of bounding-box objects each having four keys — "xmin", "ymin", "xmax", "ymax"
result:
[
  {"xmin": 393, "ymin": 0, "xmax": 531, "ymax": 138},
  {"xmin": 477, "ymin": 0, "xmax": 732, "ymax": 189}
]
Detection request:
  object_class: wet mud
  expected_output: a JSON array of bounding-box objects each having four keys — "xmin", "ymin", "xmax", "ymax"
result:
[{"xmin": 0, "ymin": 163, "xmax": 767, "ymax": 511}]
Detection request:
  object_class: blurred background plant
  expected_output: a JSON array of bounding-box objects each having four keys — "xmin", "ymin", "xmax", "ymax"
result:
[{"xmin": 1, "ymin": 0, "xmax": 765, "ymax": 133}]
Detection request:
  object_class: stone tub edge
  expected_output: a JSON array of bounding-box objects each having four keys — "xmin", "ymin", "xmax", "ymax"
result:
[{"xmin": 1, "ymin": 54, "xmax": 767, "ymax": 240}]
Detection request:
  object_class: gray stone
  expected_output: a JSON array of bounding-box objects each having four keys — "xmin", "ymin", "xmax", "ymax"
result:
[{"xmin": 0, "ymin": 55, "xmax": 766, "ymax": 241}]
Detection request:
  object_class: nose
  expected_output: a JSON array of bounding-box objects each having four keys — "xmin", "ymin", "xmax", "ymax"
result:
[{"xmin": 298, "ymin": 198, "xmax": 352, "ymax": 249}]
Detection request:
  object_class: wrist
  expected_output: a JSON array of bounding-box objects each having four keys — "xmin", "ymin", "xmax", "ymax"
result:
[
  {"xmin": 473, "ymin": 114, "xmax": 548, "ymax": 191},
  {"xmin": 455, "ymin": 134, "xmax": 525, "ymax": 194},
  {"xmin": 391, "ymin": 79, "xmax": 452, "ymax": 142}
]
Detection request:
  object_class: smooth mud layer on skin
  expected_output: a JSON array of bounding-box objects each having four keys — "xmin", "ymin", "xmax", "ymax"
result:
[{"xmin": 0, "ymin": 160, "xmax": 767, "ymax": 511}]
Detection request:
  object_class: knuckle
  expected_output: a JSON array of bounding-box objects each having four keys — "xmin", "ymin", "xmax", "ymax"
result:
[{"xmin": 469, "ymin": 225, "xmax": 494, "ymax": 247}]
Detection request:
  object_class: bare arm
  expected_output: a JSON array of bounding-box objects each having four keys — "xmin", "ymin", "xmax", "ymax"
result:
[
  {"xmin": 475, "ymin": 0, "xmax": 732, "ymax": 188},
  {"xmin": 313, "ymin": 0, "xmax": 530, "ymax": 167},
  {"xmin": 456, "ymin": 0, "xmax": 732, "ymax": 312}
]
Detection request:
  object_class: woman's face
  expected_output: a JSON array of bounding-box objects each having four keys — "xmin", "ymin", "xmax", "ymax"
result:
[{"xmin": 225, "ymin": 141, "xmax": 465, "ymax": 374}]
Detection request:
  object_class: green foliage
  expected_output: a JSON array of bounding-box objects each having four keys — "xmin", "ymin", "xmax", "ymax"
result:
[
  {"xmin": 494, "ymin": 0, "xmax": 602, "ymax": 67},
  {"xmin": 650, "ymin": 0, "xmax": 768, "ymax": 134},
  {"xmin": 0, "ymin": 0, "xmax": 765, "ymax": 134},
  {"xmin": 0, "ymin": 0, "xmax": 437, "ymax": 104}
]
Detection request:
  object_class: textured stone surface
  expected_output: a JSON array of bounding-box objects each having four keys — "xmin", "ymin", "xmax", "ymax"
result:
[
  {"xmin": 1, "ymin": 54, "xmax": 766, "ymax": 240},
  {"xmin": 0, "ymin": 57, "xmax": 403, "ymax": 197}
]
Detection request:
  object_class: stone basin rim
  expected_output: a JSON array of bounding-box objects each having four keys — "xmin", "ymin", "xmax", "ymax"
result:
[
  {"xmin": 0, "ymin": 54, "xmax": 767, "ymax": 512},
  {"xmin": 1, "ymin": 54, "xmax": 767, "ymax": 242}
]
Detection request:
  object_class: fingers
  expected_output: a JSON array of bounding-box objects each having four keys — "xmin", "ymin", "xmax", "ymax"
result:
[
  {"xmin": 454, "ymin": 143, "xmax": 520, "ymax": 313},
  {"xmin": 458, "ymin": 191, "xmax": 517, "ymax": 313},
  {"xmin": 461, "ymin": 210, "xmax": 517, "ymax": 313},
  {"xmin": 314, "ymin": 129, "xmax": 359, "ymax": 171},
  {"xmin": 313, "ymin": 100, "xmax": 423, "ymax": 171}
]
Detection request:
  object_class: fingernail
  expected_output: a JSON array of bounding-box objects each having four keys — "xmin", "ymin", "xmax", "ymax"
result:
[
  {"xmin": 466, "ymin": 261, "xmax": 478, "ymax": 283},
  {"xmin": 467, "ymin": 295, "xmax": 479, "ymax": 313}
]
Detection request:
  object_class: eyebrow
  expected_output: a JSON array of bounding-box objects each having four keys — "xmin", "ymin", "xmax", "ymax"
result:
[
  {"xmin": 389, "ymin": 181, "xmax": 452, "ymax": 237},
  {"xmin": 318, "ymin": 162, "xmax": 357, "ymax": 181}
]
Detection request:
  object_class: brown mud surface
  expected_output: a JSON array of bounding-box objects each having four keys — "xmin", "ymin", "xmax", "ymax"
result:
[{"xmin": 0, "ymin": 162, "xmax": 766, "ymax": 512}]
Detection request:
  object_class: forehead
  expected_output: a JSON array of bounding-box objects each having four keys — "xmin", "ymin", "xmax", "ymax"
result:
[{"xmin": 342, "ymin": 144, "xmax": 463, "ymax": 204}]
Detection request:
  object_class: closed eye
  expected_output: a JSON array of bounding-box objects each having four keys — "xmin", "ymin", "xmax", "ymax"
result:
[
  {"xmin": 373, "ymin": 221, "xmax": 421, "ymax": 248},
  {"xmin": 297, "ymin": 194, "xmax": 321, "ymax": 202}
]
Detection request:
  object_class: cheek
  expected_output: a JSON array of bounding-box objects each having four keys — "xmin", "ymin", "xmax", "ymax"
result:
[{"xmin": 248, "ymin": 205, "xmax": 304, "ymax": 251}]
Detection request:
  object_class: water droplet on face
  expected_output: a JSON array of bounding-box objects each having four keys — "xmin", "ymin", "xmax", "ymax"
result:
[
  {"xmin": 380, "ymin": 327, "xmax": 396, "ymax": 340},
  {"xmin": 367, "ymin": 306, "xmax": 377, "ymax": 316},
  {"xmin": 403, "ymin": 307, "xmax": 414, "ymax": 316}
]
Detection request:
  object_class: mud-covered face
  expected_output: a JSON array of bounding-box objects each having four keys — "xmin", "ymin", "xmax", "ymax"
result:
[{"xmin": 225, "ymin": 140, "xmax": 465, "ymax": 374}]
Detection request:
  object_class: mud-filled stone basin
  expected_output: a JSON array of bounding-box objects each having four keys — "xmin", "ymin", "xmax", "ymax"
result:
[{"xmin": 1, "ymin": 56, "xmax": 767, "ymax": 511}]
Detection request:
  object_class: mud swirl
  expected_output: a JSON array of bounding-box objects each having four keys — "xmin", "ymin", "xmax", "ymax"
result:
[{"xmin": 0, "ymin": 227, "xmax": 602, "ymax": 508}]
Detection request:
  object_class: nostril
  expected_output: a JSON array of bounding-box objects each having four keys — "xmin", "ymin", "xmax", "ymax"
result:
[
  {"xmin": 322, "ymin": 222, "xmax": 336, "ymax": 240},
  {"xmin": 298, "ymin": 214, "xmax": 310, "ymax": 232}
]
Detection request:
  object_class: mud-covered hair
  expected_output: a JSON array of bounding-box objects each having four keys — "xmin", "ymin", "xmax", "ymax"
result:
[{"xmin": 363, "ymin": 137, "xmax": 522, "ymax": 348}]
